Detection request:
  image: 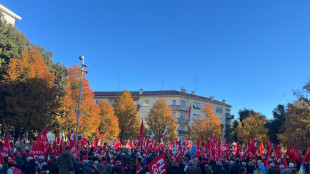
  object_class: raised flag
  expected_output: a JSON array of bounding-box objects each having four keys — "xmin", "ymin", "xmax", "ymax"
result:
[
  {"xmin": 136, "ymin": 120, "xmax": 144, "ymax": 149},
  {"xmin": 147, "ymin": 153, "xmax": 167, "ymax": 174},
  {"xmin": 188, "ymin": 105, "xmax": 191, "ymax": 122},
  {"xmin": 194, "ymin": 138, "xmax": 201, "ymax": 158},
  {"xmin": 28, "ymin": 127, "xmax": 49, "ymax": 158},
  {"xmin": 299, "ymin": 162, "xmax": 306, "ymax": 174},
  {"xmin": 302, "ymin": 143, "xmax": 310, "ymax": 162},
  {"xmin": 0, "ymin": 133, "xmax": 10, "ymax": 164},
  {"xmin": 160, "ymin": 123, "xmax": 168, "ymax": 140},
  {"xmin": 259, "ymin": 141, "xmax": 264, "ymax": 156}
]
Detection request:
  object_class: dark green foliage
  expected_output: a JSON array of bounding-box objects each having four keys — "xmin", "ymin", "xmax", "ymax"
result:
[{"xmin": 266, "ymin": 105, "xmax": 286, "ymax": 144}]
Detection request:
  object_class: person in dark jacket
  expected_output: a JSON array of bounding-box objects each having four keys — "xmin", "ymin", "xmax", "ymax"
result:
[
  {"xmin": 82, "ymin": 160, "xmax": 92, "ymax": 174},
  {"xmin": 213, "ymin": 162, "xmax": 226, "ymax": 174},
  {"xmin": 230, "ymin": 160, "xmax": 241, "ymax": 174},
  {"xmin": 112, "ymin": 160, "xmax": 123, "ymax": 174},
  {"xmin": 185, "ymin": 160, "xmax": 200, "ymax": 174},
  {"xmin": 58, "ymin": 146, "xmax": 76, "ymax": 174},
  {"xmin": 25, "ymin": 158, "xmax": 39, "ymax": 174},
  {"xmin": 167, "ymin": 161, "xmax": 185, "ymax": 174},
  {"xmin": 48, "ymin": 156, "xmax": 59, "ymax": 174},
  {"xmin": 268, "ymin": 163, "xmax": 280, "ymax": 174}
]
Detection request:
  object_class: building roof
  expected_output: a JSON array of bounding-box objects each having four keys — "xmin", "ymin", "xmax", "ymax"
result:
[
  {"xmin": 94, "ymin": 90, "xmax": 231, "ymax": 107},
  {"xmin": 0, "ymin": 4, "xmax": 21, "ymax": 20}
]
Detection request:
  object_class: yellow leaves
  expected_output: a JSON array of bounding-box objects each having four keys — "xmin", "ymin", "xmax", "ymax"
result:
[
  {"xmin": 113, "ymin": 90, "xmax": 140, "ymax": 140},
  {"xmin": 235, "ymin": 113, "xmax": 267, "ymax": 143},
  {"xmin": 146, "ymin": 98, "xmax": 177, "ymax": 142},
  {"xmin": 188, "ymin": 103, "xmax": 222, "ymax": 142},
  {"xmin": 279, "ymin": 100, "xmax": 310, "ymax": 151}
]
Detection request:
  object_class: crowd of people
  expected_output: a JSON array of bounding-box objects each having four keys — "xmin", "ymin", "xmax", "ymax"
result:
[{"xmin": 0, "ymin": 144, "xmax": 308, "ymax": 174}]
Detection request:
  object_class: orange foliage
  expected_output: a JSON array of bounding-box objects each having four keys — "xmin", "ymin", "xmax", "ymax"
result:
[
  {"xmin": 188, "ymin": 103, "xmax": 222, "ymax": 142},
  {"xmin": 57, "ymin": 65, "xmax": 100, "ymax": 139},
  {"xmin": 1, "ymin": 47, "xmax": 57, "ymax": 132},
  {"xmin": 98, "ymin": 100, "xmax": 120, "ymax": 142}
]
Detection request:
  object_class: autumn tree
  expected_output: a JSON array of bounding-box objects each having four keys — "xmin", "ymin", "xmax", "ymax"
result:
[
  {"xmin": 0, "ymin": 48, "xmax": 58, "ymax": 137},
  {"xmin": 57, "ymin": 65, "xmax": 100, "ymax": 139},
  {"xmin": 277, "ymin": 81, "xmax": 310, "ymax": 151},
  {"xmin": 235, "ymin": 113, "xmax": 268, "ymax": 143},
  {"xmin": 278, "ymin": 100, "xmax": 310, "ymax": 151},
  {"xmin": 98, "ymin": 100, "xmax": 120, "ymax": 142},
  {"xmin": 113, "ymin": 90, "xmax": 140, "ymax": 141},
  {"xmin": 188, "ymin": 103, "xmax": 222, "ymax": 142},
  {"xmin": 146, "ymin": 98, "xmax": 177, "ymax": 142}
]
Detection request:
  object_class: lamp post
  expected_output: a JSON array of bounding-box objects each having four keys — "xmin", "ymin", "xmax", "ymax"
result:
[{"xmin": 76, "ymin": 56, "xmax": 88, "ymax": 143}]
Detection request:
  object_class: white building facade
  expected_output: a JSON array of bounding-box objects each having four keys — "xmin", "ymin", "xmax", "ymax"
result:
[
  {"xmin": 0, "ymin": 4, "xmax": 21, "ymax": 26},
  {"xmin": 94, "ymin": 89, "xmax": 233, "ymax": 140}
]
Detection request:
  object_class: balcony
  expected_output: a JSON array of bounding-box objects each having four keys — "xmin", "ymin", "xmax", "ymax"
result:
[
  {"xmin": 169, "ymin": 105, "xmax": 189, "ymax": 112},
  {"xmin": 177, "ymin": 130, "xmax": 187, "ymax": 135},
  {"xmin": 226, "ymin": 113, "xmax": 234, "ymax": 119},
  {"xmin": 177, "ymin": 118, "xmax": 189, "ymax": 123}
]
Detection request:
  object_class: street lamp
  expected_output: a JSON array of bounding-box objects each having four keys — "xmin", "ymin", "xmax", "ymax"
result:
[{"xmin": 76, "ymin": 56, "xmax": 88, "ymax": 142}]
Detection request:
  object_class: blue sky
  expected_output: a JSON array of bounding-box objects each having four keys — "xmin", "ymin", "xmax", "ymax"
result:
[{"xmin": 2, "ymin": 0, "xmax": 310, "ymax": 119}]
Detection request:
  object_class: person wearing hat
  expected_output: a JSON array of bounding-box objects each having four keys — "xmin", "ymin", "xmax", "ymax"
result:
[
  {"xmin": 36, "ymin": 156, "xmax": 47, "ymax": 170},
  {"xmin": 7, "ymin": 160, "xmax": 22, "ymax": 174},
  {"xmin": 112, "ymin": 160, "xmax": 123, "ymax": 174}
]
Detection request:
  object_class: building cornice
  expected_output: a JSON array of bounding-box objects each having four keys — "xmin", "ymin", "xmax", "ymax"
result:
[{"xmin": 0, "ymin": 4, "xmax": 21, "ymax": 20}]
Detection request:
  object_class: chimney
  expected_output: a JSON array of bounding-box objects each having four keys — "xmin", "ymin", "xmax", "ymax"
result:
[
  {"xmin": 181, "ymin": 86, "xmax": 186, "ymax": 93},
  {"xmin": 222, "ymin": 99, "xmax": 226, "ymax": 104},
  {"xmin": 139, "ymin": 89, "xmax": 143, "ymax": 95},
  {"xmin": 210, "ymin": 96, "xmax": 214, "ymax": 101},
  {"xmin": 191, "ymin": 91, "xmax": 195, "ymax": 95}
]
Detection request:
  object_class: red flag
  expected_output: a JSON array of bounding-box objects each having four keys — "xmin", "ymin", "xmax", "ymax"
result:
[
  {"xmin": 147, "ymin": 153, "xmax": 167, "ymax": 174},
  {"xmin": 136, "ymin": 120, "xmax": 144, "ymax": 149},
  {"xmin": 188, "ymin": 105, "xmax": 191, "ymax": 121},
  {"xmin": 0, "ymin": 133, "xmax": 10, "ymax": 164},
  {"xmin": 57, "ymin": 137, "xmax": 64, "ymax": 156},
  {"xmin": 68, "ymin": 129, "xmax": 78, "ymax": 158},
  {"xmin": 28, "ymin": 127, "xmax": 49, "ymax": 158},
  {"xmin": 266, "ymin": 137, "xmax": 272, "ymax": 157},
  {"xmin": 82, "ymin": 153, "xmax": 88, "ymax": 161},
  {"xmin": 259, "ymin": 141, "xmax": 264, "ymax": 156},
  {"xmin": 195, "ymin": 138, "xmax": 201, "ymax": 158},
  {"xmin": 274, "ymin": 144, "xmax": 282, "ymax": 161},
  {"xmin": 303, "ymin": 143, "xmax": 310, "ymax": 162}
]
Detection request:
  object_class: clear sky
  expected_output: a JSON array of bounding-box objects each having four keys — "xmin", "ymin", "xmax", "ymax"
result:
[{"xmin": 2, "ymin": 0, "xmax": 310, "ymax": 119}]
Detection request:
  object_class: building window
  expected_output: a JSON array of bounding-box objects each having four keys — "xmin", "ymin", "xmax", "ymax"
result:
[
  {"xmin": 216, "ymin": 107, "xmax": 223, "ymax": 113},
  {"xmin": 181, "ymin": 100, "xmax": 186, "ymax": 107},
  {"xmin": 173, "ymin": 100, "xmax": 176, "ymax": 105},
  {"xmin": 180, "ymin": 113, "xmax": 185, "ymax": 119},
  {"xmin": 173, "ymin": 112, "xmax": 176, "ymax": 118},
  {"xmin": 193, "ymin": 102, "xmax": 201, "ymax": 109},
  {"xmin": 143, "ymin": 100, "xmax": 149, "ymax": 106},
  {"xmin": 95, "ymin": 99, "xmax": 102, "ymax": 104},
  {"xmin": 179, "ymin": 125, "xmax": 186, "ymax": 131},
  {"xmin": 193, "ymin": 114, "xmax": 199, "ymax": 120}
]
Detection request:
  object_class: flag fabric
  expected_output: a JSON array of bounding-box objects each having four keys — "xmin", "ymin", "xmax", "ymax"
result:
[
  {"xmin": 188, "ymin": 105, "xmax": 191, "ymax": 122},
  {"xmin": 259, "ymin": 141, "xmax": 264, "ymax": 156},
  {"xmin": 136, "ymin": 120, "xmax": 144, "ymax": 149},
  {"xmin": 266, "ymin": 137, "xmax": 272, "ymax": 157},
  {"xmin": 194, "ymin": 138, "xmax": 201, "ymax": 158},
  {"xmin": 146, "ymin": 130, "xmax": 155, "ymax": 151},
  {"xmin": 302, "ymin": 143, "xmax": 310, "ymax": 162},
  {"xmin": 0, "ymin": 133, "xmax": 10, "ymax": 164},
  {"xmin": 299, "ymin": 162, "xmax": 306, "ymax": 174},
  {"xmin": 160, "ymin": 123, "xmax": 168, "ymax": 140},
  {"xmin": 28, "ymin": 127, "xmax": 50, "ymax": 158},
  {"xmin": 147, "ymin": 153, "xmax": 167, "ymax": 174}
]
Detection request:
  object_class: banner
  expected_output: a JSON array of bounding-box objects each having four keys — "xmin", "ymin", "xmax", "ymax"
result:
[
  {"xmin": 0, "ymin": 133, "xmax": 10, "ymax": 164},
  {"xmin": 147, "ymin": 153, "xmax": 167, "ymax": 174},
  {"xmin": 28, "ymin": 127, "xmax": 49, "ymax": 158}
]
